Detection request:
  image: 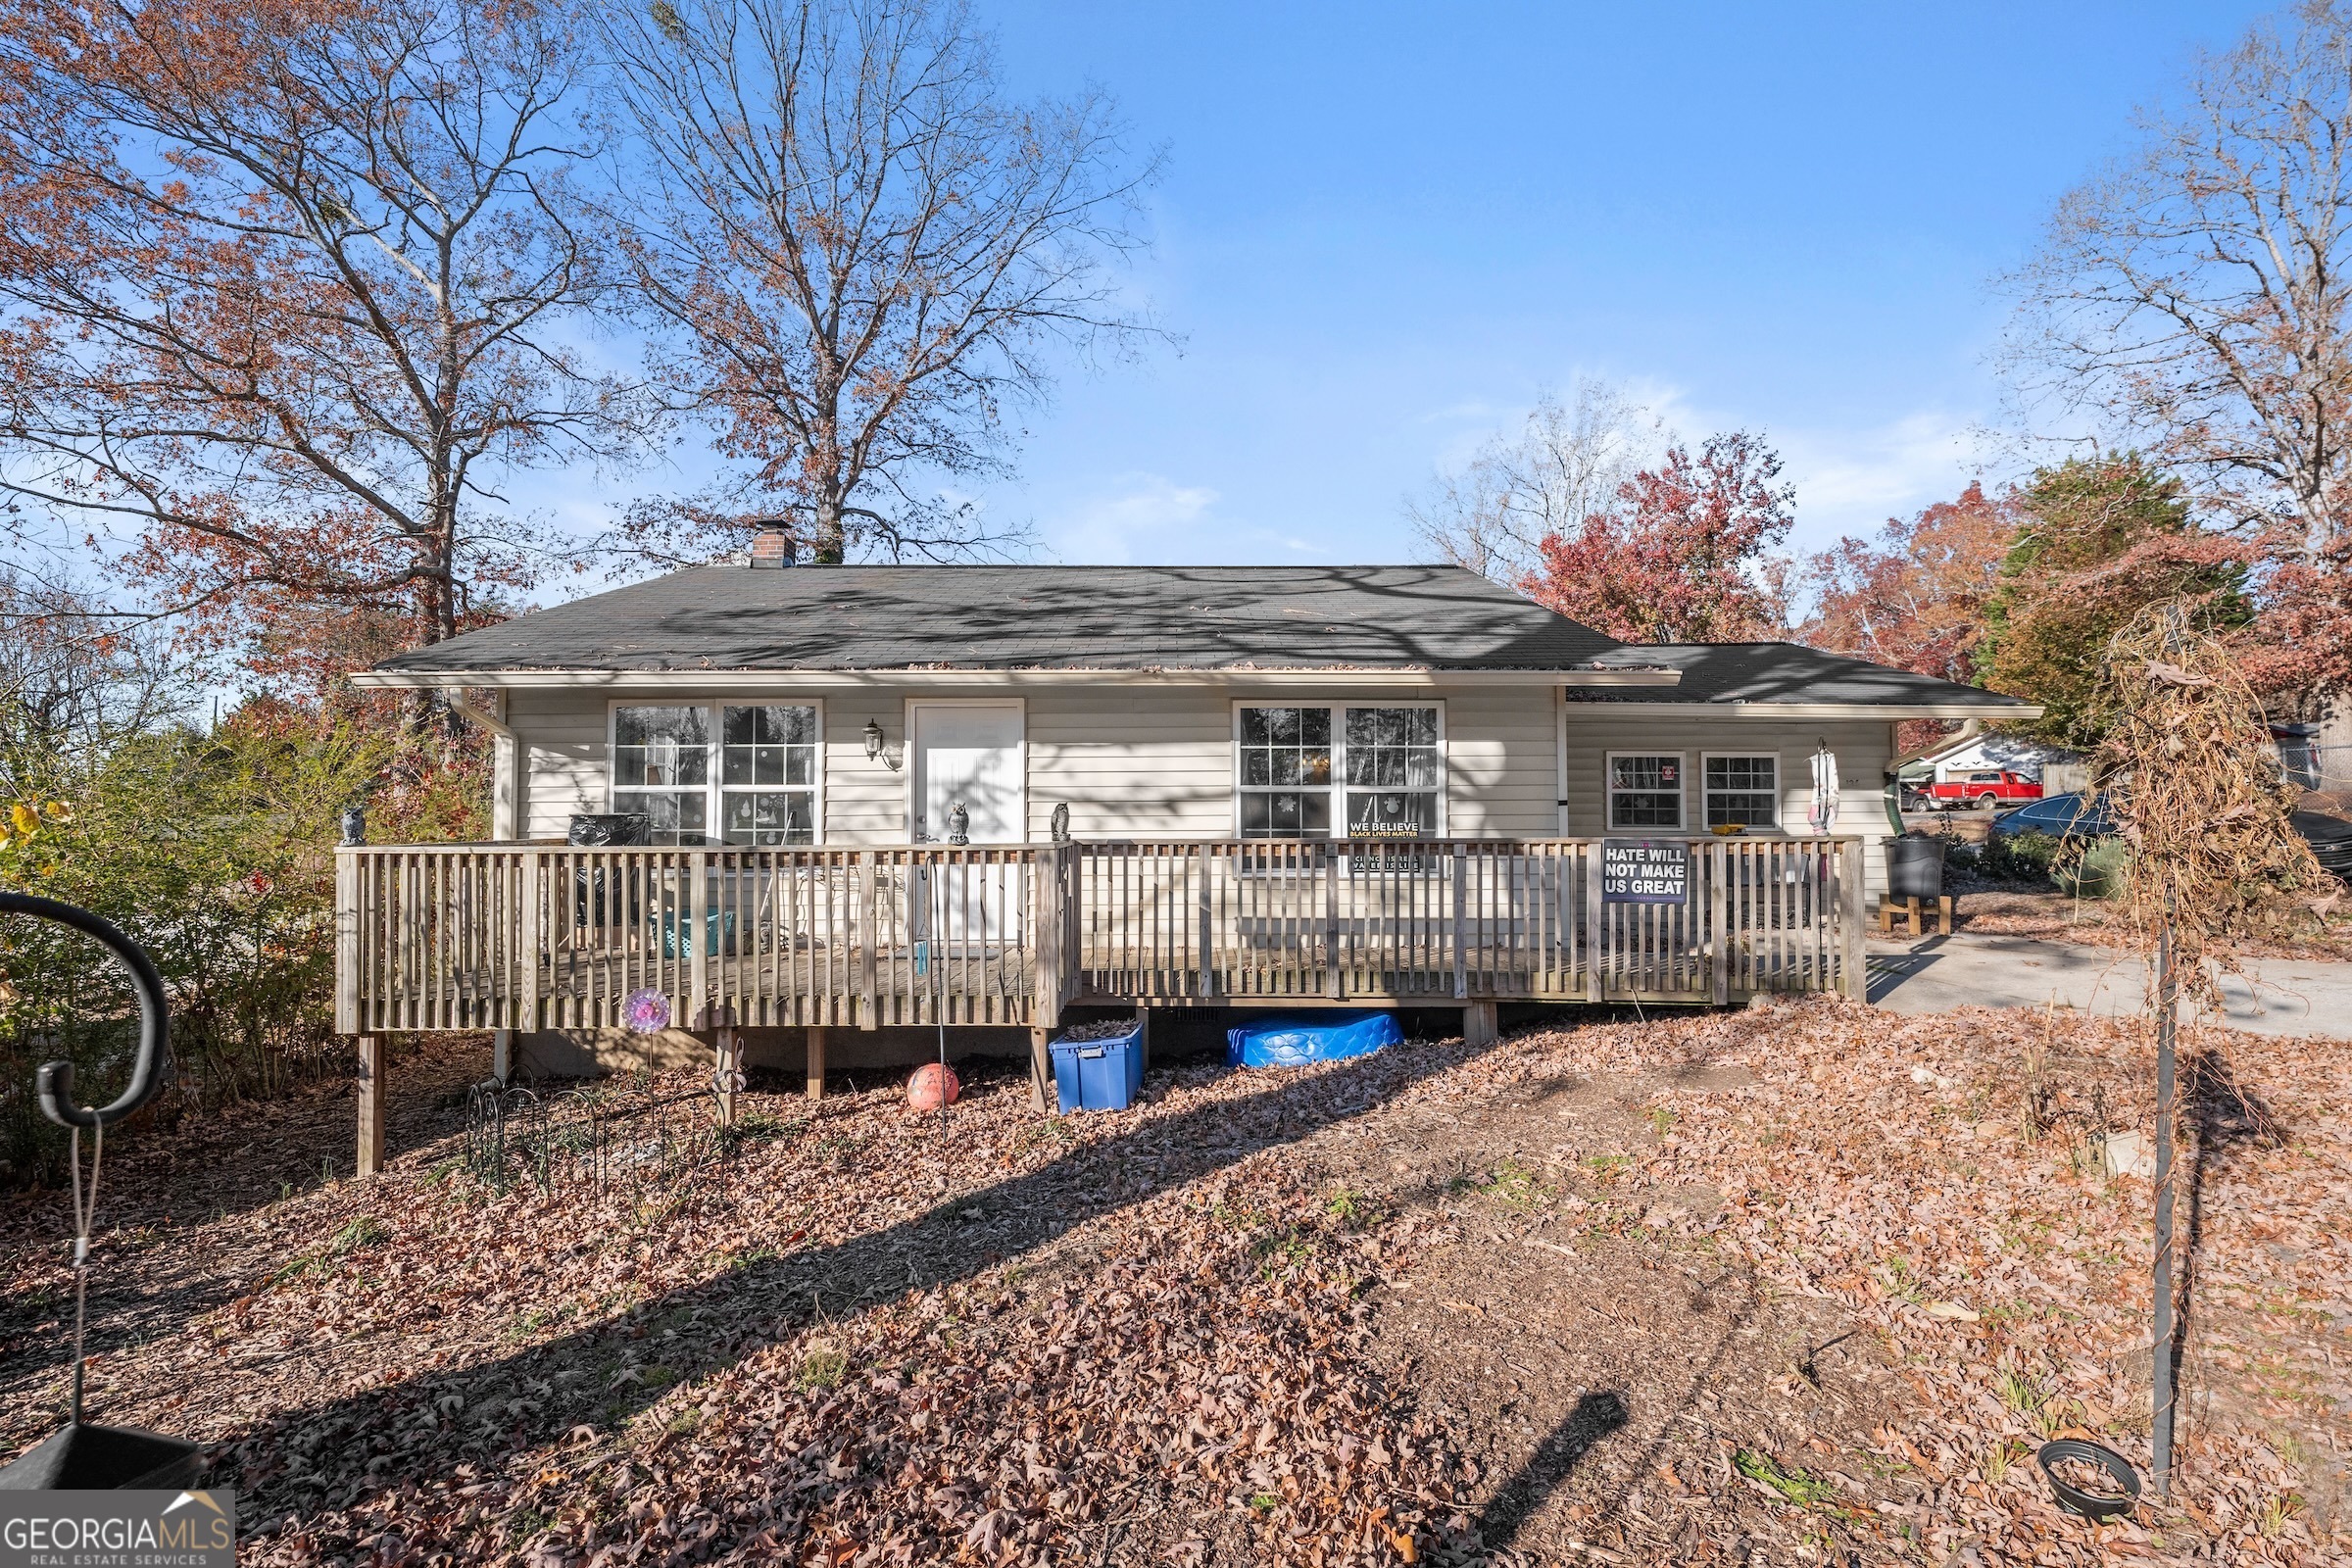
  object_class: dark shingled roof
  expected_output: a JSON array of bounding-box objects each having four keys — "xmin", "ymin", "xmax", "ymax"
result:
[
  {"xmin": 1561, "ymin": 642, "xmax": 2034, "ymax": 708},
  {"xmin": 368, "ymin": 563, "xmax": 2034, "ymax": 710},
  {"xmin": 374, "ymin": 564, "xmax": 1638, "ymax": 674}
]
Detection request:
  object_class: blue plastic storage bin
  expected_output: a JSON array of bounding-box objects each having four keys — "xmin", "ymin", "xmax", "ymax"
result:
[
  {"xmin": 1050, "ymin": 1020, "xmax": 1145, "ymax": 1113},
  {"xmin": 1226, "ymin": 1010, "xmax": 1401, "ymax": 1069}
]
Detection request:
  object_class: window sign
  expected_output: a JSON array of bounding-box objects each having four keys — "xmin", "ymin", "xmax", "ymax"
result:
[
  {"xmin": 1236, "ymin": 705, "xmax": 1444, "ymax": 839},
  {"xmin": 1601, "ymin": 839, "xmax": 1690, "ymax": 904},
  {"xmin": 1607, "ymin": 754, "xmax": 1683, "ymax": 830}
]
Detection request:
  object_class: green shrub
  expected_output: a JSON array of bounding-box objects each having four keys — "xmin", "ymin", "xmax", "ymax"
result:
[
  {"xmin": 2054, "ymin": 837, "xmax": 2129, "ymax": 900},
  {"xmin": 0, "ymin": 714, "xmax": 480, "ymax": 1186},
  {"xmin": 1980, "ymin": 829, "xmax": 2062, "ymax": 884}
]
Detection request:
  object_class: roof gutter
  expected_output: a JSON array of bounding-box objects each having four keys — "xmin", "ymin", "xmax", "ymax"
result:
[
  {"xmin": 351, "ymin": 666, "xmax": 1686, "ymax": 692},
  {"xmin": 1564, "ymin": 700, "xmax": 2045, "ymax": 720}
]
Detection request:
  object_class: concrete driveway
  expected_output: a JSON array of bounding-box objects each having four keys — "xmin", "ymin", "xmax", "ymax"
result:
[{"xmin": 1868, "ymin": 931, "xmax": 2352, "ymax": 1040}]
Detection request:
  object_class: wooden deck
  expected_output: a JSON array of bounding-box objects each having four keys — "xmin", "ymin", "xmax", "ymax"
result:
[{"xmin": 334, "ymin": 837, "xmax": 1866, "ymax": 1035}]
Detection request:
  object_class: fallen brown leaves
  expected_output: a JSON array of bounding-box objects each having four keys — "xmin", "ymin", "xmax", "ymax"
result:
[{"xmin": 0, "ymin": 998, "xmax": 2341, "ymax": 1566}]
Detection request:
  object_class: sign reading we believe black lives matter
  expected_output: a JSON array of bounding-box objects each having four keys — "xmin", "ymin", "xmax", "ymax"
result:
[
  {"xmin": 1, "ymin": 1489, "xmax": 235, "ymax": 1568},
  {"xmin": 1600, "ymin": 839, "xmax": 1689, "ymax": 905}
]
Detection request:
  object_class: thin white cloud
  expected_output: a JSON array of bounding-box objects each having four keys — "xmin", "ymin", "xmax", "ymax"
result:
[
  {"xmin": 1044, "ymin": 472, "xmax": 1222, "ymax": 563},
  {"xmin": 1411, "ymin": 379, "xmax": 1995, "ymax": 554},
  {"xmin": 1768, "ymin": 411, "xmax": 1993, "ymax": 548}
]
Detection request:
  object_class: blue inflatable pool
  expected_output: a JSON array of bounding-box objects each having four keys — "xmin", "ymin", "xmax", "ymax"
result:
[{"xmin": 1226, "ymin": 1010, "xmax": 1402, "ymax": 1068}]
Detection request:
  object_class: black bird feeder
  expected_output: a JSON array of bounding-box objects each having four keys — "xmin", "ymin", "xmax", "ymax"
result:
[{"xmin": 0, "ymin": 892, "xmax": 204, "ymax": 1491}]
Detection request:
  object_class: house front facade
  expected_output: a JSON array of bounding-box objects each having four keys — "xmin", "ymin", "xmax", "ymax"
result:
[
  {"xmin": 357, "ymin": 561, "xmax": 2037, "ymax": 898},
  {"xmin": 331, "ymin": 557, "xmax": 2038, "ymax": 1162}
]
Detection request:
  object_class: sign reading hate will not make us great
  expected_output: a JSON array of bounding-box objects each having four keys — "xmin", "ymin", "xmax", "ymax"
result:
[{"xmin": 1600, "ymin": 840, "xmax": 1689, "ymax": 905}]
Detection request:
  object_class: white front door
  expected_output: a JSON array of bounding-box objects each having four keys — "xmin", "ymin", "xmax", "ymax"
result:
[{"xmin": 910, "ymin": 702, "xmax": 1025, "ymax": 843}]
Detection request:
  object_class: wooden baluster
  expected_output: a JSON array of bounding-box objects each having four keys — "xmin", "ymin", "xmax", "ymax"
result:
[{"xmin": 858, "ymin": 851, "xmax": 878, "ymax": 1030}]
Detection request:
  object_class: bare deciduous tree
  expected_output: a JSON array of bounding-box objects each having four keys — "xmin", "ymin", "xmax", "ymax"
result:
[
  {"xmin": 0, "ymin": 0, "xmax": 643, "ymax": 675},
  {"xmin": 2003, "ymin": 1, "xmax": 2352, "ymax": 558},
  {"xmin": 599, "ymin": 0, "xmax": 1160, "ymax": 564},
  {"xmin": 1405, "ymin": 377, "xmax": 1658, "ymax": 584}
]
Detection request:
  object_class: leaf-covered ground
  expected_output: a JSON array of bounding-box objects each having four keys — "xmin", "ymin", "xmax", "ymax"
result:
[
  {"xmin": 1, "ymin": 998, "xmax": 2343, "ymax": 1565},
  {"xmin": 1949, "ymin": 890, "xmax": 2352, "ymax": 963}
]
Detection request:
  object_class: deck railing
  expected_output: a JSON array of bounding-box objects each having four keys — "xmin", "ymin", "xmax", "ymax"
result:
[
  {"xmin": 334, "ymin": 837, "xmax": 1861, "ymax": 1034},
  {"xmin": 1071, "ymin": 838, "xmax": 1863, "ymax": 1005}
]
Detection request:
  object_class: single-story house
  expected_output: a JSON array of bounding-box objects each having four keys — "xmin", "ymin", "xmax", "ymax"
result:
[
  {"xmin": 332, "ymin": 554, "xmax": 2036, "ymax": 1161},
  {"xmin": 358, "ymin": 559, "xmax": 2031, "ymax": 868}
]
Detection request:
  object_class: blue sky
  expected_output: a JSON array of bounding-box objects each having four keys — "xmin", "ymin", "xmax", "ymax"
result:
[{"xmin": 910, "ymin": 0, "xmax": 2278, "ymax": 566}]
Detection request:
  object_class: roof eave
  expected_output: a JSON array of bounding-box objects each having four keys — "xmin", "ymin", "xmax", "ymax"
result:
[{"xmin": 351, "ymin": 665, "xmax": 1683, "ymax": 691}]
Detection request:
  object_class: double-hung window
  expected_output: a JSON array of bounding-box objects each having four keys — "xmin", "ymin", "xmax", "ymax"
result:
[
  {"xmin": 1703, "ymin": 754, "xmax": 1779, "ymax": 829},
  {"xmin": 612, "ymin": 704, "xmax": 819, "ymax": 845},
  {"xmin": 1606, "ymin": 753, "xmax": 1684, "ymax": 830},
  {"xmin": 1236, "ymin": 704, "xmax": 1444, "ymax": 838}
]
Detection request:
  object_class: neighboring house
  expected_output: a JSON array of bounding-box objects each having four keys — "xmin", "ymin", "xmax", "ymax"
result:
[
  {"xmin": 1893, "ymin": 729, "xmax": 2088, "ymax": 799},
  {"xmin": 332, "ymin": 557, "xmax": 2036, "ymax": 1148}
]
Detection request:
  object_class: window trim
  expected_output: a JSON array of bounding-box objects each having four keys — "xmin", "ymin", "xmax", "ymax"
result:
[
  {"xmin": 1230, "ymin": 700, "xmax": 1448, "ymax": 840},
  {"xmin": 606, "ymin": 698, "xmax": 825, "ymax": 846},
  {"xmin": 1699, "ymin": 750, "xmax": 1783, "ymax": 832},
  {"xmin": 1604, "ymin": 749, "xmax": 1687, "ymax": 833}
]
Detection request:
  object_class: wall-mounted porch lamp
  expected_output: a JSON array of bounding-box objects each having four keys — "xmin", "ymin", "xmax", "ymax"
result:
[{"xmin": 864, "ymin": 719, "xmax": 902, "ymax": 769}]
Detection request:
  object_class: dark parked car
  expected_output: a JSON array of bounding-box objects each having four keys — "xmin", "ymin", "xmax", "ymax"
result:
[
  {"xmin": 1988, "ymin": 792, "xmax": 2118, "ymax": 843},
  {"xmin": 2293, "ymin": 810, "xmax": 2352, "ymax": 882},
  {"xmin": 1991, "ymin": 793, "xmax": 2352, "ymax": 882}
]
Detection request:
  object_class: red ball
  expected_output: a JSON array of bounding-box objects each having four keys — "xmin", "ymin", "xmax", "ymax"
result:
[{"xmin": 906, "ymin": 1062, "xmax": 960, "ymax": 1110}]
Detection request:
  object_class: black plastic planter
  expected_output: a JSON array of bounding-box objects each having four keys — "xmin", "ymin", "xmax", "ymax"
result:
[{"xmin": 2036, "ymin": 1438, "xmax": 2140, "ymax": 1522}]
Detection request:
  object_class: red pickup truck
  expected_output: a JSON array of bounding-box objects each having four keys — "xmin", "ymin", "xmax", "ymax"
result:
[{"xmin": 1923, "ymin": 769, "xmax": 2044, "ymax": 809}]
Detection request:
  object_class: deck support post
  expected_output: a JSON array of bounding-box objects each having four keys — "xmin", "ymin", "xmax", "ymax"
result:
[
  {"xmin": 1028, "ymin": 1023, "xmax": 1054, "ymax": 1113},
  {"xmin": 806, "ymin": 1026, "xmax": 827, "ymax": 1101},
  {"xmin": 1462, "ymin": 1000, "xmax": 1498, "ymax": 1048},
  {"xmin": 356, "ymin": 1034, "xmax": 385, "ymax": 1179},
  {"xmin": 491, "ymin": 1028, "xmax": 512, "ymax": 1086},
  {"xmin": 713, "ymin": 1026, "xmax": 739, "ymax": 1127}
]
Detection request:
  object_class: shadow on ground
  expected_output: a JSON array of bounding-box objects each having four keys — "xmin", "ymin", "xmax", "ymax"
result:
[{"xmin": 221, "ymin": 1037, "xmax": 1500, "ymax": 1524}]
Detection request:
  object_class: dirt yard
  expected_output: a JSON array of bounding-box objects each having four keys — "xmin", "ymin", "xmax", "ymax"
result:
[{"xmin": 1, "ymin": 1000, "xmax": 2343, "ymax": 1566}]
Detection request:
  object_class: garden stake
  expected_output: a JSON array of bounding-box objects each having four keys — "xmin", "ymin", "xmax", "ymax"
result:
[{"xmin": 2150, "ymin": 915, "xmax": 2178, "ymax": 1497}]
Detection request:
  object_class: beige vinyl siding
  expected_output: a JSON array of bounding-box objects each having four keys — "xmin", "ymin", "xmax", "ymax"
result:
[
  {"xmin": 1025, "ymin": 684, "xmax": 1232, "ymax": 840},
  {"xmin": 510, "ymin": 688, "xmax": 608, "ymax": 838},
  {"xmin": 1441, "ymin": 686, "xmax": 1558, "ymax": 836},
  {"xmin": 509, "ymin": 683, "xmax": 1895, "ymax": 897},
  {"xmin": 1562, "ymin": 711, "xmax": 1895, "ymax": 898}
]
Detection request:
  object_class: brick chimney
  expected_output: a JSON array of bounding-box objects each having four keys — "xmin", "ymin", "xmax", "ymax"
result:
[{"xmin": 749, "ymin": 518, "xmax": 797, "ymax": 568}]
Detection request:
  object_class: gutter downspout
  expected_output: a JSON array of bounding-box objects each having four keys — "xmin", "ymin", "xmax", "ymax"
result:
[{"xmin": 1886, "ymin": 722, "xmax": 1908, "ymax": 837}]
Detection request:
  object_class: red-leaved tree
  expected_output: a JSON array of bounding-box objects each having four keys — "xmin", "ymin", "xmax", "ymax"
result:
[
  {"xmin": 1801, "ymin": 481, "xmax": 2019, "ymax": 686},
  {"xmin": 1519, "ymin": 431, "xmax": 1794, "ymax": 643}
]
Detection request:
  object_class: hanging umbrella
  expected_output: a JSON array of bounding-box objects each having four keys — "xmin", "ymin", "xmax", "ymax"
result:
[
  {"xmin": 0, "ymin": 893, "xmax": 202, "ymax": 1491},
  {"xmin": 1809, "ymin": 743, "xmax": 1841, "ymax": 835}
]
